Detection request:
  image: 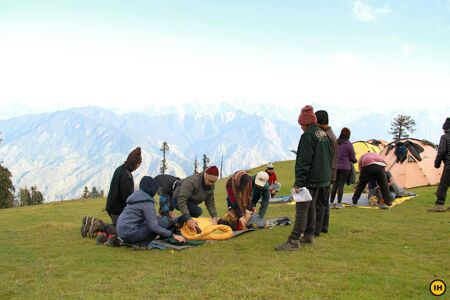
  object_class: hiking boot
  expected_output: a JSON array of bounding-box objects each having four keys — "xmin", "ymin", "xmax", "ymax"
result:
[
  {"xmin": 81, "ymin": 216, "xmax": 92, "ymax": 238},
  {"xmin": 275, "ymin": 238, "xmax": 300, "ymax": 251},
  {"xmin": 105, "ymin": 235, "xmax": 120, "ymax": 247},
  {"xmin": 379, "ymin": 204, "xmax": 389, "ymax": 210},
  {"xmin": 131, "ymin": 243, "xmax": 147, "ymax": 250},
  {"xmin": 299, "ymin": 235, "xmax": 315, "ymax": 244},
  {"xmin": 330, "ymin": 203, "xmax": 336, "ymax": 209},
  {"xmin": 88, "ymin": 218, "xmax": 105, "ymax": 238},
  {"xmin": 428, "ymin": 204, "xmax": 446, "ymax": 212},
  {"xmin": 96, "ymin": 232, "xmax": 108, "ymax": 244}
]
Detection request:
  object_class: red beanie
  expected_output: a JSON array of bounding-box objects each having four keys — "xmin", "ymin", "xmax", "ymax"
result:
[
  {"xmin": 204, "ymin": 166, "xmax": 219, "ymax": 182},
  {"xmin": 298, "ymin": 105, "xmax": 317, "ymax": 126}
]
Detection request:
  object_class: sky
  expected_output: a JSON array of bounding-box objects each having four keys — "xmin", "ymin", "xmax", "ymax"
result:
[{"xmin": 1, "ymin": 0, "xmax": 450, "ymax": 119}]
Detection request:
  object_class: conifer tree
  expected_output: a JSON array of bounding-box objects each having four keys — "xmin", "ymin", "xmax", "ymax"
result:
[
  {"xmin": 0, "ymin": 165, "xmax": 15, "ymax": 208},
  {"xmin": 160, "ymin": 141, "xmax": 169, "ymax": 174},
  {"xmin": 19, "ymin": 187, "xmax": 31, "ymax": 206},
  {"xmin": 202, "ymin": 154, "xmax": 210, "ymax": 172},
  {"xmin": 30, "ymin": 185, "xmax": 44, "ymax": 205},
  {"xmin": 193, "ymin": 156, "xmax": 198, "ymax": 174},
  {"xmin": 82, "ymin": 186, "xmax": 90, "ymax": 199},
  {"xmin": 90, "ymin": 186, "xmax": 100, "ymax": 198},
  {"xmin": 389, "ymin": 114, "xmax": 416, "ymax": 141}
]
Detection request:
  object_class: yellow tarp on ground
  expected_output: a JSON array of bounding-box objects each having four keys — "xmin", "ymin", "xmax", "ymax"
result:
[
  {"xmin": 180, "ymin": 217, "xmax": 233, "ymax": 240},
  {"xmin": 340, "ymin": 194, "xmax": 416, "ymax": 209}
]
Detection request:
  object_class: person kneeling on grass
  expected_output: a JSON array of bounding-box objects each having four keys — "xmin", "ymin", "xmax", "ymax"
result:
[
  {"xmin": 220, "ymin": 170, "xmax": 253, "ymax": 230},
  {"xmin": 116, "ymin": 176, "xmax": 186, "ymax": 246},
  {"xmin": 172, "ymin": 166, "xmax": 220, "ymax": 232}
]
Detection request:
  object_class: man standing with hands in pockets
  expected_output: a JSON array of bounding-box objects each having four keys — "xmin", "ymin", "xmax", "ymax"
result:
[{"xmin": 275, "ymin": 105, "xmax": 332, "ymax": 251}]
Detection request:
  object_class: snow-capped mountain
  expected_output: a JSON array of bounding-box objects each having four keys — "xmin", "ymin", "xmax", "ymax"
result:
[{"xmin": 0, "ymin": 103, "xmax": 448, "ymax": 201}]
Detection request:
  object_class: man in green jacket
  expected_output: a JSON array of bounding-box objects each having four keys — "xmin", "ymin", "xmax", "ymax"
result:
[
  {"xmin": 173, "ymin": 166, "xmax": 219, "ymax": 231},
  {"xmin": 275, "ymin": 105, "xmax": 331, "ymax": 251}
]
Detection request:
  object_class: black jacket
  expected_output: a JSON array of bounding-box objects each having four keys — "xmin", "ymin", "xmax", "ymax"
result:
[
  {"xmin": 155, "ymin": 174, "xmax": 180, "ymax": 195},
  {"xmin": 435, "ymin": 132, "xmax": 450, "ymax": 169},
  {"xmin": 105, "ymin": 164, "xmax": 134, "ymax": 215}
]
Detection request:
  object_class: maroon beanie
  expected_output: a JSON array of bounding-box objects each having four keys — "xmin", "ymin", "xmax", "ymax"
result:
[
  {"xmin": 340, "ymin": 127, "xmax": 351, "ymax": 139},
  {"xmin": 204, "ymin": 166, "xmax": 219, "ymax": 182},
  {"xmin": 443, "ymin": 117, "xmax": 450, "ymax": 131},
  {"xmin": 125, "ymin": 147, "xmax": 142, "ymax": 171},
  {"xmin": 298, "ymin": 105, "xmax": 317, "ymax": 126}
]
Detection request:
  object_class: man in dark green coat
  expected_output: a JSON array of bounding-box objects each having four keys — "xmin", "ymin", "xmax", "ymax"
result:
[{"xmin": 275, "ymin": 105, "xmax": 331, "ymax": 251}]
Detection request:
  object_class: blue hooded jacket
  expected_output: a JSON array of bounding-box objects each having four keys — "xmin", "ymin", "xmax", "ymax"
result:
[{"xmin": 116, "ymin": 176, "xmax": 173, "ymax": 240}]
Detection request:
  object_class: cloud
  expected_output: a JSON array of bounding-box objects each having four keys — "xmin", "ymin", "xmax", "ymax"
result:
[
  {"xmin": 353, "ymin": 0, "xmax": 391, "ymax": 22},
  {"xmin": 400, "ymin": 44, "xmax": 414, "ymax": 55}
]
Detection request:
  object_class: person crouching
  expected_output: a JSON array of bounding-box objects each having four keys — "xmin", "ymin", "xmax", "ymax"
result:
[{"xmin": 117, "ymin": 176, "xmax": 185, "ymax": 245}]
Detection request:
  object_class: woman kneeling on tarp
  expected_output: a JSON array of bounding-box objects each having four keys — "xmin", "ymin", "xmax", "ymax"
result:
[
  {"xmin": 220, "ymin": 170, "xmax": 253, "ymax": 230},
  {"xmin": 116, "ymin": 176, "xmax": 186, "ymax": 245}
]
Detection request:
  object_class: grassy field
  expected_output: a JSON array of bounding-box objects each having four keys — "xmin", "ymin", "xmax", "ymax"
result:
[{"xmin": 0, "ymin": 160, "xmax": 449, "ymax": 299}]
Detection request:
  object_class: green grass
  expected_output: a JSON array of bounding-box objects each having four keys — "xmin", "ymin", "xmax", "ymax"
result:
[{"xmin": 1, "ymin": 160, "xmax": 449, "ymax": 299}]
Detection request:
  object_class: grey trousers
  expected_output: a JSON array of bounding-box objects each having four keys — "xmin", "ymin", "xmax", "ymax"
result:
[{"xmin": 289, "ymin": 187, "xmax": 319, "ymax": 240}]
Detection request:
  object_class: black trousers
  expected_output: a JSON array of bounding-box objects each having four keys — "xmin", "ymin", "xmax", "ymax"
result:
[
  {"xmin": 315, "ymin": 186, "xmax": 330, "ymax": 236},
  {"xmin": 289, "ymin": 187, "xmax": 321, "ymax": 240},
  {"xmin": 330, "ymin": 169, "xmax": 351, "ymax": 203},
  {"xmin": 352, "ymin": 164, "xmax": 392, "ymax": 205},
  {"xmin": 436, "ymin": 168, "xmax": 450, "ymax": 205}
]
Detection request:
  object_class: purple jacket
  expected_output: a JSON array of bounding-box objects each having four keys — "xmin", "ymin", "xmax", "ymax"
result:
[{"xmin": 336, "ymin": 140, "xmax": 357, "ymax": 170}]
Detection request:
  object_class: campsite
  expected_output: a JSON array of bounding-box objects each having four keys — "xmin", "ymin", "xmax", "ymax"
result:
[{"xmin": 1, "ymin": 160, "xmax": 449, "ymax": 299}]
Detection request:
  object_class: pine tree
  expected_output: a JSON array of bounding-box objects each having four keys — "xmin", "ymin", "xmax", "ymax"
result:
[
  {"xmin": 389, "ymin": 114, "xmax": 416, "ymax": 141},
  {"xmin": 193, "ymin": 156, "xmax": 198, "ymax": 174},
  {"xmin": 202, "ymin": 154, "xmax": 210, "ymax": 172},
  {"xmin": 0, "ymin": 164, "xmax": 15, "ymax": 208},
  {"xmin": 19, "ymin": 187, "xmax": 31, "ymax": 206},
  {"xmin": 82, "ymin": 186, "xmax": 90, "ymax": 199},
  {"xmin": 160, "ymin": 141, "xmax": 169, "ymax": 174},
  {"xmin": 90, "ymin": 186, "xmax": 100, "ymax": 198},
  {"xmin": 30, "ymin": 185, "xmax": 44, "ymax": 205}
]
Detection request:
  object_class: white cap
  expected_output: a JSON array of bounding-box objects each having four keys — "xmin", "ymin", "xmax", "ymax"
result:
[
  {"xmin": 254, "ymin": 171, "xmax": 269, "ymax": 187},
  {"xmin": 267, "ymin": 163, "xmax": 274, "ymax": 169}
]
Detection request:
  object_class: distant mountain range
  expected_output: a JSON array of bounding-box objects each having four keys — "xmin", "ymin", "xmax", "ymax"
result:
[{"xmin": 0, "ymin": 103, "xmax": 448, "ymax": 201}]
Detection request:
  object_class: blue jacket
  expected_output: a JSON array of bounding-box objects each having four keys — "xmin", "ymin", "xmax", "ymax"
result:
[{"xmin": 116, "ymin": 177, "xmax": 172, "ymax": 240}]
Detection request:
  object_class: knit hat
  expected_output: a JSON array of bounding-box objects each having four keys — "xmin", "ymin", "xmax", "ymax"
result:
[
  {"xmin": 139, "ymin": 176, "xmax": 160, "ymax": 197},
  {"xmin": 298, "ymin": 105, "xmax": 317, "ymax": 126},
  {"xmin": 125, "ymin": 147, "xmax": 142, "ymax": 171},
  {"xmin": 443, "ymin": 117, "xmax": 450, "ymax": 130},
  {"xmin": 340, "ymin": 127, "xmax": 351, "ymax": 139},
  {"xmin": 254, "ymin": 171, "xmax": 269, "ymax": 187},
  {"xmin": 204, "ymin": 166, "xmax": 219, "ymax": 183},
  {"xmin": 315, "ymin": 110, "xmax": 329, "ymax": 125}
]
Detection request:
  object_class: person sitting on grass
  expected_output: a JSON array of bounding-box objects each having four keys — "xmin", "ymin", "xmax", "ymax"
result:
[
  {"xmin": 220, "ymin": 170, "xmax": 253, "ymax": 230},
  {"xmin": 116, "ymin": 176, "xmax": 186, "ymax": 246},
  {"xmin": 266, "ymin": 163, "xmax": 281, "ymax": 198}
]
